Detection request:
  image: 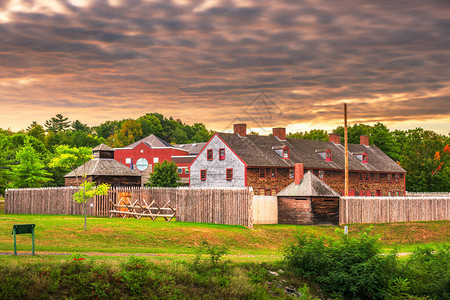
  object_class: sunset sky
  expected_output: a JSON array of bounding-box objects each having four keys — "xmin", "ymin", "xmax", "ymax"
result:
[{"xmin": 1, "ymin": 0, "xmax": 449, "ymax": 134}]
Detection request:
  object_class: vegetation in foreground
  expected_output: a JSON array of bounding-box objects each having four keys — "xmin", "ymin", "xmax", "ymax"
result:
[
  {"xmin": 284, "ymin": 228, "xmax": 450, "ymax": 299},
  {"xmin": 0, "ymin": 244, "xmax": 313, "ymax": 300}
]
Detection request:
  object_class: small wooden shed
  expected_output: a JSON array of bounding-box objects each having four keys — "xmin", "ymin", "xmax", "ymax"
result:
[
  {"xmin": 64, "ymin": 144, "xmax": 141, "ymax": 187},
  {"xmin": 277, "ymin": 168, "xmax": 340, "ymax": 225}
]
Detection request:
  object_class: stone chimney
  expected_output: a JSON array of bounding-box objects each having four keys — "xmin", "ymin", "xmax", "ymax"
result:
[
  {"xmin": 234, "ymin": 124, "xmax": 247, "ymax": 137},
  {"xmin": 295, "ymin": 163, "xmax": 304, "ymax": 185},
  {"xmin": 273, "ymin": 127, "xmax": 286, "ymax": 141},
  {"xmin": 360, "ymin": 135, "xmax": 369, "ymax": 146},
  {"xmin": 329, "ymin": 133, "xmax": 340, "ymax": 144}
]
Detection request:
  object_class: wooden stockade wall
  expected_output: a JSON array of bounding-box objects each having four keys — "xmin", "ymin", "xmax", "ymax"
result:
[
  {"xmin": 5, "ymin": 187, "xmax": 253, "ymax": 228},
  {"xmin": 340, "ymin": 196, "xmax": 450, "ymax": 224}
]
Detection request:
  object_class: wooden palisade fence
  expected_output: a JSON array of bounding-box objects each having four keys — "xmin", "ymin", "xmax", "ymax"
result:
[
  {"xmin": 340, "ymin": 196, "xmax": 449, "ymax": 224},
  {"xmin": 5, "ymin": 187, "xmax": 254, "ymax": 228}
]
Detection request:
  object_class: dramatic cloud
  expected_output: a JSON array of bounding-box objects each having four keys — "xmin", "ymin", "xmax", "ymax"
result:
[{"xmin": 0, "ymin": 0, "xmax": 449, "ymax": 134}]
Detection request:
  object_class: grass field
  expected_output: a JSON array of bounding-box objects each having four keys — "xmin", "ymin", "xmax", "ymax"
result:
[{"xmin": 0, "ymin": 206, "xmax": 448, "ymax": 257}]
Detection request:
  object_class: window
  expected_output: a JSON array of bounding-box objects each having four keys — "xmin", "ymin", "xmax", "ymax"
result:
[
  {"xmin": 365, "ymin": 173, "xmax": 370, "ymax": 181},
  {"xmin": 259, "ymin": 188, "xmax": 265, "ymax": 195},
  {"xmin": 200, "ymin": 169, "xmax": 207, "ymax": 181},
  {"xmin": 177, "ymin": 168, "xmax": 183, "ymax": 174},
  {"xmin": 226, "ymin": 168, "xmax": 233, "ymax": 180},
  {"xmin": 376, "ymin": 190, "xmax": 381, "ymax": 196},
  {"xmin": 388, "ymin": 191, "xmax": 392, "ymax": 196},
  {"xmin": 358, "ymin": 173, "xmax": 364, "ymax": 181},
  {"xmin": 283, "ymin": 148, "xmax": 289, "ymax": 159},
  {"xmin": 395, "ymin": 174, "xmax": 399, "ymax": 182},
  {"xmin": 185, "ymin": 168, "xmax": 190, "ymax": 174},
  {"xmin": 265, "ymin": 189, "xmax": 271, "ymax": 196},
  {"xmin": 271, "ymin": 188, "xmax": 278, "ymax": 196},
  {"xmin": 374, "ymin": 173, "xmax": 379, "ymax": 182},
  {"xmin": 362, "ymin": 154, "xmax": 368, "ymax": 164},
  {"xmin": 359, "ymin": 191, "xmax": 365, "ymax": 196},
  {"xmin": 207, "ymin": 149, "xmax": 213, "ymax": 161},
  {"xmin": 326, "ymin": 150, "xmax": 332, "ymax": 162},
  {"xmin": 259, "ymin": 168, "xmax": 266, "ymax": 179},
  {"xmin": 348, "ymin": 189, "xmax": 356, "ymax": 196},
  {"xmin": 271, "ymin": 168, "xmax": 277, "ymax": 178},
  {"xmin": 219, "ymin": 148, "xmax": 225, "ymax": 160},
  {"xmin": 395, "ymin": 191, "xmax": 400, "ymax": 196},
  {"xmin": 125, "ymin": 158, "xmax": 131, "ymax": 164},
  {"xmin": 289, "ymin": 169, "xmax": 295, "ymax": 179},
  {"xmin": 153, "ymin": 157, "xmax": 159, "ymax": 163},
  {"xmin": 366, "ymin": 190, "xmax": 371, "ymax": 197},
  {"xmin": 387, "ymin": 174, "xmax": 392, "ymax": 182},
  {"xmin": 319, "ymin": 170, "xmax": 324, "ymax": 179}
]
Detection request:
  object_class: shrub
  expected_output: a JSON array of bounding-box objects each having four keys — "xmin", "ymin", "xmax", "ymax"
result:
[
  {"xmin": 400, "ymin": 246, "xmax": 450, "ymax": 299},
  {"xmin": 284, "ymin": 227, "xmax": 400, "ymax": 299}
]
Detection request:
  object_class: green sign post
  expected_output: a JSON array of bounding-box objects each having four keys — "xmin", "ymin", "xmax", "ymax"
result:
[{"xmin": 12, "ymin": 224, "xmax": 35, "ymax": 255}]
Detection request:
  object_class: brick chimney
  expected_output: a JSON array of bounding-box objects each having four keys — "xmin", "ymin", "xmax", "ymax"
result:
[
  {"xmin": 234, "ymin": 124, "xmax": 247, "ymax": 137},
  {"xmin": 360, "ymin": 135, "xmax": 369, "ymax": 146},
  {"xmin": 329, "ymin": 133, "xmax": 340, "ymax": 144},
  {"xmin": 295, "ymin": 163, "xmax": 304, "ymax": 185},
  {"xmin": 273, "ymin": 127, "xmax": 286, "ymax": 141}
]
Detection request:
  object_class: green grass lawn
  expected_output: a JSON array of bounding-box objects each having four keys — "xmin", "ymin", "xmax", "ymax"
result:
[{"xmin": 0, "ymin": 208, "xmax": 448, "ymax": 257}]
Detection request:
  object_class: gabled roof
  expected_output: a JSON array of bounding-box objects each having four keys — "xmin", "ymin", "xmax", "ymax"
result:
[
  {"xmin": 126, "ymin": 134, "xmax": 172, "ymax": 148},
  {"xmin": 64, "ymin": 159, "xmax": 141, "ymax": 178},
  {"xmin": 92, "ymin": 143, "xmax": 114, "ymax": 151},
  {"xmin": 216, "ymin": 132, "xmax": 405, "ymax": 173},
  {"xmin": 173, "ymin": 142, "xmax": 207, "ymax": 155},
  {"xmin": 277, "ymin": 171, "xmax": 341, "ymax": 197}
]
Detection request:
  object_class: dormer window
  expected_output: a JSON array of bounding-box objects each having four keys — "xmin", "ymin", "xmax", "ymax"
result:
[
  {"xmin": 273, "ymin": 146, "xmax": 289, "ymax": 159},
  {"xmin": 353, "ymin": 152, "xmax": 368, "ymax": 164},
  {"xmin": 316, "ymin": 149, "xmax": 332, "ymax": 162}
]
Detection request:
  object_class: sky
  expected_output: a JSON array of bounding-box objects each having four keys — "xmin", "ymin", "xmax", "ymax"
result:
[{"xmin": 0, "ymin": 0, "xmax": 449, "ymax": 135}]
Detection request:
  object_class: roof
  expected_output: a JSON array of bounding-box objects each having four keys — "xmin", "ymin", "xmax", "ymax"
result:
[
  {"xmin": 92, "ymin": 143, "xmax": 114, "ymax": 151},
  {"xmin": 216, "ymin": 132, "xmax": 406, "ymax": 173},
  {"xmin": 126, "ymin": 134, "xmax": 172, "ymax": 148},
  {"xmin": 65, "ymin": 159, "xmax": 141, "ymax": 178},
  {"xmin": 171, "ymin": 156, "xmax": 196, "ymax": 164},
  {"xmin": 173, "ymin": 142, "xmax": 207, "ymax": 155},
  {"xmin": 277, "ymin": 171, "xmax": 341, "ymax": 197}
]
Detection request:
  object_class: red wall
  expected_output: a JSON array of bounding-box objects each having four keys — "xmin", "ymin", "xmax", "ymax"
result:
[{"xmin": 114, "ymin": 142, "xmax": 190, "ymax": 173}]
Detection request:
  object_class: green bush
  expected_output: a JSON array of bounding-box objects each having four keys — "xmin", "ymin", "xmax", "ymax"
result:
[
  {"xmin": 283, "ymin": 228, "xmax": 400, "ymax": 299},
  {"xmin": 400, "ymin": 246, "xmax": 450, "ymax": 299}
]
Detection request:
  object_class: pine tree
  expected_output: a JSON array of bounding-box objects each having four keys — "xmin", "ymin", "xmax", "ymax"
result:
[{"xmin": 11, "ymin": 143, "xmax": 52, "ymax": 188}]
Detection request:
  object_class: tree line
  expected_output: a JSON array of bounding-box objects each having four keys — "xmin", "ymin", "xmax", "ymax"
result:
[{"xmin": 0, "ymin": 113, "xmax": 448, "ymax": 193}]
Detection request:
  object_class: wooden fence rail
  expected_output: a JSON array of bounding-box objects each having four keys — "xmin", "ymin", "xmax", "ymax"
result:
[
  {"xmin": 5, "ymin": 187, "xmax": 253, "ymax": 228},
  {"xmin": 339, "ymin": 196, "xmax": 450, "ymax": 224}
]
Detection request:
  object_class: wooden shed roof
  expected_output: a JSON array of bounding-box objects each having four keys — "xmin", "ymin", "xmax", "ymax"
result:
[
  {"xmin": 277, "ymin": 171, "xmax": 341, "ymax": 197},
  {"xmin": 64, "ymin": 159, "xmax": 141, "ymax": 178}
]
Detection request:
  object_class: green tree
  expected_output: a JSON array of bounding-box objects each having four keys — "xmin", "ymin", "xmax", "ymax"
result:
[
  {"xmin": 49, "ymin": 145, "xmax": 92, "ymax": 183},
  {"xmin": 137, "ymin": 114, "xmax": 164, "ymax": 137},
  {"xmin": 73, "ymin": 180, "xmax": 109, "ymax": 231},
  {"xmin": 107, "ymin": 120, "xmax": 143, "ymax": 147},
  {"xmin": 172, "ymin": 127, "xmax": 189, "ymax": 144},
  {"xmin": 26, "ymin": 121, "xmax": 46, "ymax": 142},
  {"xmin": 399, "ymin": 128, "xmax": 450, "ymax": 192},
  {"xmin": 71, "ymin": 120, "xmax": 90, "ymax": 133},
  {"xmin": 10, "ymin": 142, "xmax": 52, "ymax": 188},
  {"xmin": 0, "ymin": 138, "xmax": 12, "ymax": 194},
  {"xmin": 333, "ymin": 123, "xmax": 372, "ymax": 144},
  {"xmin": 146, "ymin": 160, "xmax": 181, "ymax": 187},
  {"xmin": 370, "ymin": 123, "xmax": 400, "ymax": 161},
  {"xmin": 287, "ymin": 129, "xmax": 329, "ymax": 141},
  {"xmin": 45, "ymin": 114, "xmax": 71, "ymax": 133},
  {"xmin": 93, "ymin": 120, "xmax": 121, "ymax": 140}
]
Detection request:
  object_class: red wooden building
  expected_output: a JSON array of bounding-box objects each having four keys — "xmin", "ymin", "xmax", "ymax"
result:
[{"xmin": 114, "ymin": 135, "xmax": 205, "ymax": 185}]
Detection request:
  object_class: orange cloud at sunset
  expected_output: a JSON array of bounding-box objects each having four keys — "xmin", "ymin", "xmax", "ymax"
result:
[{"xmin": 0, "ymin": 0, "xmax": 449, "ymax": 134}]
